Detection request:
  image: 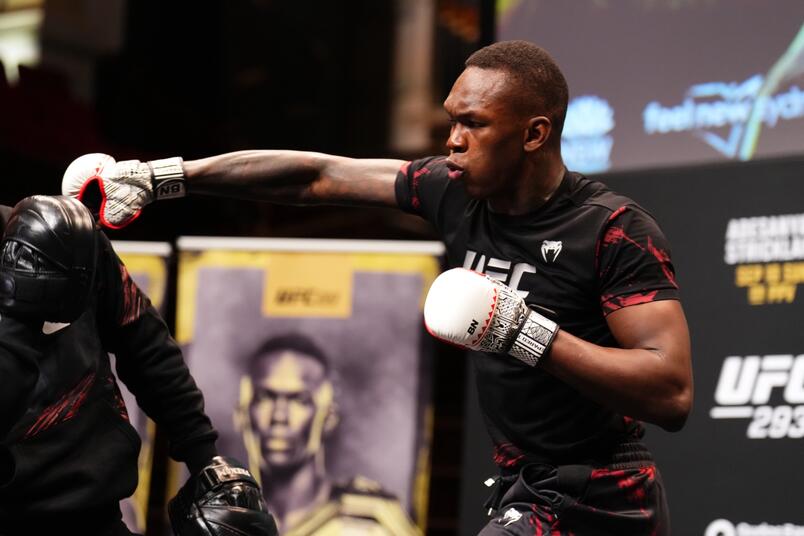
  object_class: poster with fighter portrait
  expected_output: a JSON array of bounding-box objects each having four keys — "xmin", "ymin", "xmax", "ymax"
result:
[
  {"xmin": 173, "ymin": 237, "xmax": 443, "ymax": 535},
  {"xmin": 110, "ymin": 240, "xmax": 172, "ymax": 534}
]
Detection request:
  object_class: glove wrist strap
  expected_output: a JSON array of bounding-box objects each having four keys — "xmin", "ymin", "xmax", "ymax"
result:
[
  {"xmin": 148, "ymin": 157, "xmax": 186, "ymax": 200},
  {"xmin": 508, "ymin": 310, "xmax": 559, "ymax": 367}
]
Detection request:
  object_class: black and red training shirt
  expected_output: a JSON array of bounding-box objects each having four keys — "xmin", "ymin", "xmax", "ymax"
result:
[{"xmin": 396, "ymin": 156, "xmax": 680, "ymax": 469}]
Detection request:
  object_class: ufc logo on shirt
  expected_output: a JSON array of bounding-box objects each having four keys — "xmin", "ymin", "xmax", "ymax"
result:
[{"xmin": 463, "ymin": 250, "xmax": 536, "ymax": 298}]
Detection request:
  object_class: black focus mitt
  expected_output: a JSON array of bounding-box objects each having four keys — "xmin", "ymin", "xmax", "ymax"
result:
[{"xmin": 168, "ymin": 456, "xmax": 277, "ymax": 536}]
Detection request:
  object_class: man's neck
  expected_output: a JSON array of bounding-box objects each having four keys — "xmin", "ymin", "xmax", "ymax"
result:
[
  {"xmin": 488, "ymin": 154, "xmax": 566, "ymax": 216},
  {"xmin": 263, "ymin": 460, "xmax": 331, "ymax": 530}
]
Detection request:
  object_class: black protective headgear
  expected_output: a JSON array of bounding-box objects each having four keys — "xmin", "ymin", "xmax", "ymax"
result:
[
  {"xmin": 169, "ymin": 456, "xmax": 278, "ymax": 536},
  {"xmin": 0, "ymin": 195, "xmax": 98, "ymax": 323}
]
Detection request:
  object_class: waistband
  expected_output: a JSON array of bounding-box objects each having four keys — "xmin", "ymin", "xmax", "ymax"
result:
[
  {"xmin": 484, "ymin": 442, "xmax": 656, "ymax": 514},
  {"xmin": 498, "ymin": 440, "xmax": 654, "ymax": 477},
  {"xmin": 605, "ymin": 441, "xmax": 654, "ymax": 469}
]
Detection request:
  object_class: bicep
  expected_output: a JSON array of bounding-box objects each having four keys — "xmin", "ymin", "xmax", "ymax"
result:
[
  {"xmin": 310, "ymin": 156, "xmax": 405, "ymax": 207},
  {"xmin": 606, "ymin": 300, "xmax": 691, "ymax": 374}
]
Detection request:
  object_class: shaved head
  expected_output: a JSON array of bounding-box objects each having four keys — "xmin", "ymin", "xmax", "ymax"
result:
[{"xmin": 465, "ymin": 41, "xmax": 569, "ymax": 142}]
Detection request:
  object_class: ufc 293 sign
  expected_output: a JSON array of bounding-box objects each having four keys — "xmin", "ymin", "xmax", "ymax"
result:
[{"xmin": 710, "ymin": 354, "xmax": 804, "ymax": 439}]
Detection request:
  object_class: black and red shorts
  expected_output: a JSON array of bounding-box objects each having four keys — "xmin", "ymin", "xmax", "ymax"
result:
[{"xmin": 479, "ymin": 443, "xmax": 669, "ymax": 536}]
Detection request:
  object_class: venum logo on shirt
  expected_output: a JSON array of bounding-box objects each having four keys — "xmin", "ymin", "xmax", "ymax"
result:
[
  {"xmin": 710, "ymin": 354, "xmax": 804, "ymax": 439},
  {"xmin": 541, "ymin": 240, "xmax": 563, "ymax": 263},
  {"xmin": 463, "ymin": 250, "xmax": 536, "ymax": 298}
]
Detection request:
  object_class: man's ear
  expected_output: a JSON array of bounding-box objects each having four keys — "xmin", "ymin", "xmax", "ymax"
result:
[
  {"xmin": 524, "ymin": 116, "xmax": 552, "ymax": 152},
  {"xmin": 324, "ymin": 401, "xmax": 340, "ymax": 435}
]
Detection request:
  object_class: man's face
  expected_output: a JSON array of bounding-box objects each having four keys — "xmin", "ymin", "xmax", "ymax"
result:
[
  {"xmin": 247, "ymin": 350, "xmax": 334, "ymax": 470},
  {"xmin": 443, "ymin": 66, "xmax": 531, "ymax": 201}
]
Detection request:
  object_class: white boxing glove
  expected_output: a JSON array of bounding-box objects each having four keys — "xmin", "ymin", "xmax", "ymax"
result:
[
  {"xmin": 424, "ymin": 268, "xmax": 559, "ymax": 366},
  {"xmin": 62, "ymin": 153, "xmax": 186, "ymax": 229}
]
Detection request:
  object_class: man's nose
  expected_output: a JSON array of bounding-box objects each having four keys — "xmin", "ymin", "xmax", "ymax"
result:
[
  {"xmin": 270, "ymin": 396, "xmax": 290, "ymax": 425},
  {"xmin": 446, "ymin": 124, "xmax": 466, "ymax": 153}
]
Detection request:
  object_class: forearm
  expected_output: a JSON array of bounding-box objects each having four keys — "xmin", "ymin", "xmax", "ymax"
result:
[
  {"xmin": 183, "ymin": 150, "xmax": 400, "ymax": 206},
  {"xmin": 541, "ymin": 330, "xmax": 692, "ymax": 431},
  {"xmin": 184, "ymin": 150, "xmax": 326, "ymax": 203}
]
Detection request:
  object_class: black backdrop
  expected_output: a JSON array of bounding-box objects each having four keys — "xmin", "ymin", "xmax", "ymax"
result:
[{"xmin": 458, "ymin": 156, "xmax": 804, "ymax": 535}]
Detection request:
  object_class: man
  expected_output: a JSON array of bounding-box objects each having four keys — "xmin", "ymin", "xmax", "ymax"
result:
[
  {"xmin": 62, "ymin": 40, "xmax": 692, "ymax": 535},
  {"xmin": 235, "ymin": 333, "xmax": 420, "ymax": 535},
  {"xmin": 0, "ymin": 195, "xmax": 276, "ymax": 536}
]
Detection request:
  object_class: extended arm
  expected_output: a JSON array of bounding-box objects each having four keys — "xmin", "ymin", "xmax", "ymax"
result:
[
  {"xmin": 62, "ymin": 151, "xmax": 405, "ymax": 228},
  {"xmin": 541, "ymin": 300, "xmax": 692, "ymax": 431},
  {"xmin": 185, "ymin": 150, "xmax": 403, "ymax": 206}
]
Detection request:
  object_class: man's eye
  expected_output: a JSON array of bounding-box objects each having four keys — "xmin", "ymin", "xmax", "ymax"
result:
[{"xmin": 289, "ymin": 393, "xmax": 312, "ymax": 404}]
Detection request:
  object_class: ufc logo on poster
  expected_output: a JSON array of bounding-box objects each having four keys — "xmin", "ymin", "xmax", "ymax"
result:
[
  {"xmin": 711, "ymin": 354, "xmax": 804, "ymax": 439},
  {"xmin": 463, "ymin": 250, "xmax": 536, "ymax": 298}
]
